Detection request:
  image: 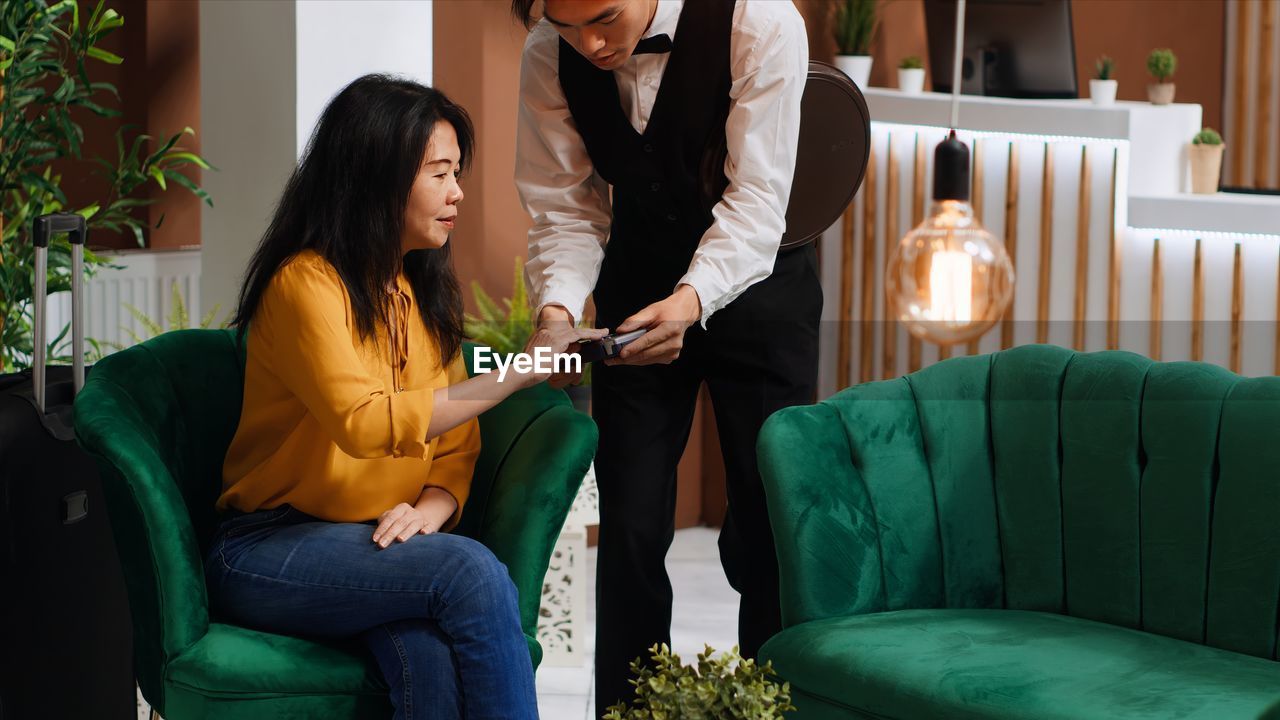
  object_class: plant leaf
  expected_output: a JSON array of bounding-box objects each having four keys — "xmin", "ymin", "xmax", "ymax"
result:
[
  {"xmin": 162, "ymin": 151, "xmax": 210, "ymax": 169},
  {"xmin": 85, "ymin": 46, "xmax": 123, "ymax": 65},
  {"xmin": 147, "ymin": 165, "xmax": 167, "ymax": 190}
]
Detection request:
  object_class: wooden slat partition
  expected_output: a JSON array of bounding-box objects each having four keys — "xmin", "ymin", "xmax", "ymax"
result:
[
  {"xmin": 1073, "ymin": 146, "xmax": 1091, "ymax": 350},
  {"xmin": 1151, "ymin": 238, "xmax": 1163, "ymax": 361},
  {"xmin": 1037, "ymin": 144, "xmax": 1054, "ymax": 344}
]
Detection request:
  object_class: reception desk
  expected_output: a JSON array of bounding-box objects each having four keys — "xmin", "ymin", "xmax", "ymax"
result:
[{"xmin": 817, "ymin": 88, "xmax": 1280, "ymax": 398}]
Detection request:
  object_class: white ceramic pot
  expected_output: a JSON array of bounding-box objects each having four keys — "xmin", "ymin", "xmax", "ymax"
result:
[
  {"xmin": 1189, "ymin": 143, "xmax": 1225, "ymax": 194},
  {"xmin": 1089, "ymin": 78, "xmax": 1118, "ymax": 106},
  {"xmin": 835, "ymin": 55, "xmax": 873, "ymax": 89},
  {"xmin": 898, "ymin": 67, "xmax": 926, "ymax": 94},
  {"xmin": 1148, "ymin": 82, "xmax": 1176, "ymax": 105}
]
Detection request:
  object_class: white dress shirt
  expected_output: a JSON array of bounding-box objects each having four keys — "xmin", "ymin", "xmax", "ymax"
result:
[{"xmin": 515, "ymin": 0, "xmax": 808, "ymax": 328}]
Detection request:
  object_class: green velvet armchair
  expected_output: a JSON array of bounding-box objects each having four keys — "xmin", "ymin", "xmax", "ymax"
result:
[
  {"xmin": 758, "ymin": 345, "xmax": 1280, "ymax": 719},
  {"xmin": 73, "ymin": 329, "xmax": 597, "ymax": 719}
]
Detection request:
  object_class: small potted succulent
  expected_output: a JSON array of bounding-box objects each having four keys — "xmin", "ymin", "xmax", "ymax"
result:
[
  {"xmin": 1189, "ymin": 128, "xmax": 1225, "ymax": 194},
  {"xmin": 833, "ymin": 0, "xmax": 879, "ymax": 89},
  {"xmin": 898, "ymin": 55, "xmax": 926, "ymax": 94},
  {"xmin": 1146, "ymin": 48, "xmax": 1177, "ymax": 105},
  {"xmin": 1090, "ymin": 55, "xmax": 1117, "ymax": 105}
]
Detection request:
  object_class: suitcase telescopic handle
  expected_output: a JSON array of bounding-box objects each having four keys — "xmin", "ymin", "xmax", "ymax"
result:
[{"xmin": 32, "ymin": 213, "xmax": 88, "ymax": 413}]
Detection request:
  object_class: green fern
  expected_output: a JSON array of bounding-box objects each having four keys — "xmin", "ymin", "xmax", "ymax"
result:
[
  {"xmin": 463, "ymin": 257, "xmax": 593, "ymax": 386},
  {"xmin": 464, "ymin": 257, "xmax": 535, "ymax": 357}
]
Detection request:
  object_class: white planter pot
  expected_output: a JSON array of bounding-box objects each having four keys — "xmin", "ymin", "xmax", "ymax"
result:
[
  {"xmin": 1089, "ymin": 79, "xmax": 1118, "ymax": 106},
  {"xmin": 1189, "ymin": 143, "xmax": 1225, "ymax": 194},
  {"xmin": 898, "ymin": 67, "xmax": 926, "ymax": 94},
  {"xmin": 835, "ymin": 55, "xmax": 873, "ymax": 89}
]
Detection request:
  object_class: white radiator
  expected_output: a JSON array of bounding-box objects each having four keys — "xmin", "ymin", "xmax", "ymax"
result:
[{"xmin": 45, "ymin": 247, "xmax": 204, "ymax": 356}]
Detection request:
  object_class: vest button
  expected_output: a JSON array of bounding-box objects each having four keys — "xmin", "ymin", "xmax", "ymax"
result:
[
  {"xmin": 666, "ymin": 213, "xmax": 678, "ymax": 223},
  {"xmin": 643, "ymin": 143, "xmax": 655, "ymax": 153},
  {"xmin": 650, "ymin": 182, "xmax": 661, "ymax": 192}
]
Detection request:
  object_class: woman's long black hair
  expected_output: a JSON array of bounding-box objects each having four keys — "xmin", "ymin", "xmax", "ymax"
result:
[{"xmin": 231, "ymin": 74, "xmax": 473, "ymax": 366}]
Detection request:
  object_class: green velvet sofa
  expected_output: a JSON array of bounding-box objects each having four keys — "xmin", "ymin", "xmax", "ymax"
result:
[
  {"xmin": 758, "ymin": 345, "xmax": 1280, "ymax": 719},
  {"xmin": 73, "ymin": 329, "xmax": 597, "ymax": 719}
]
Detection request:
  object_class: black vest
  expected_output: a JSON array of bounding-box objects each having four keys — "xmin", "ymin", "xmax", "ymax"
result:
[{"xmin": 558, "ymin": 0, "xmax": 735, "ymax": 320}]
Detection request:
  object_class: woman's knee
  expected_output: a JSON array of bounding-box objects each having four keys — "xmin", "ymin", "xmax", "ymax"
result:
[{"xmin": 433, "ymin": 535, "xmax": 518, "ymax": 609}]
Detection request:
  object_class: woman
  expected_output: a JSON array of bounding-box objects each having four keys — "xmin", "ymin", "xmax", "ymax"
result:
[{"xmin": 205, "ymin": 74, "xmax": 604, "ymax": 720}]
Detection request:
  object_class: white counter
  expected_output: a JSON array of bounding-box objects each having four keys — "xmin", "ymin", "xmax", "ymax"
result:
[
  {"xmin": 862, "ymin": 88, "xmax": 1201, "ymax": 196},
  {"xmin": 1129, "ymin": 192, "xmax": 1280, "ymax": 238}
]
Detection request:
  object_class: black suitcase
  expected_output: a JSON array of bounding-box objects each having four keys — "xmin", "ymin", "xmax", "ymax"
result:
[{"xmin": 0, "ymin": 214, "xmax": 135, "ymax": 719}]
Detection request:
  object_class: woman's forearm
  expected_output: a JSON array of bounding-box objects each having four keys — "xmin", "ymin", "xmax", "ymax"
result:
[
  {"xmin": 425, "ymin": 326, "xmax": 605, "ymax": 440},
  {"xmin": 414, "ymin": 486, "xmax": 459, "ymax": 530},
  {"xmin": 425, "ymin": 369, "xmax": 529, "ymax": 440}
]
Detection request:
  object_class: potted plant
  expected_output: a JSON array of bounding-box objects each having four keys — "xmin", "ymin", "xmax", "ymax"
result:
[
  {"xmin": 0, "ymin": 0, "xmax": 213, "ymax": 372},
  {"xmin": 1146, "ymin": 48, "xmax": 1177, "ymax": 105},
  {"xmin": 1090, "ymin": 55, "xmax": 1118, "ymax": 105},
  {"xmin": 1189, "ymin": 128, "xmax": 1225, "ymax": 194},
  {"xmin": 898, "ymin": 55, "xmax": 926, "ymax": 94},
  {"xmin": 464, "ymin": 257, "xmax": 591, "ymax": 413},
  {"xmin": 833, "ymin": 0, "xmax": 878, "ymax": 89},
  {"xmin": 603, "ymin": 644, "xmax": 796, "ymax": 720}
]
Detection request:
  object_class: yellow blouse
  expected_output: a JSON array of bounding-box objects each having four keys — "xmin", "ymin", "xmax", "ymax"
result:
[{"xmin": 219, "ymin": 250, "xmax": 480, "ymax": 526}]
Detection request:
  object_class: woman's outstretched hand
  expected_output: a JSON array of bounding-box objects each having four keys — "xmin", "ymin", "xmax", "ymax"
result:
[{"xmin": 518, "ymin": 325, "xmax": 609, "ymax": 388}]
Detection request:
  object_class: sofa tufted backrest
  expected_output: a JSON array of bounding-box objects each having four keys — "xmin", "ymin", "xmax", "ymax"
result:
[{"xmin": 760, "ymin": 344, "xmax": 1280, "ymax": 660}]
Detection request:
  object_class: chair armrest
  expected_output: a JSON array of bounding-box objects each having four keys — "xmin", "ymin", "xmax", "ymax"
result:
[
  {"xmin": 75, "ymin": 371, "xmax": 211, "ymax": 710},
  {"xmin": 472, "ymin": 404, "xmax": 597, "ymax": 664},
  {"xmin": 758, "ymin": 401, "xmax": 885, "ymax": 628}
]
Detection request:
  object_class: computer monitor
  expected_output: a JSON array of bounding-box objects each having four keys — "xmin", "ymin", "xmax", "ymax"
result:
[{"xmin": 924, "ymin": 0, "xmax": 1078, "ymax": 99}]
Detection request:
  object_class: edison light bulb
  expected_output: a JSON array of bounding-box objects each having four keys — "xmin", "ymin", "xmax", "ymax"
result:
[{"xmin": 886, "ymin": 132, "xmax": 1014, "ymax": 346}]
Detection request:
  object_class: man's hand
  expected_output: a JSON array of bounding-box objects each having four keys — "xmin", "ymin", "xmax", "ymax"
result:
[
  {"xmin": 537, "ymin": 305, "xmax": 588, "ymax": 389},
  {"xmin": 608, "ymin": 284, "xmax": 702, "ymax": 367},
  {"xmin": 520, "ymin": 321, "xmax": 609, "ymax": 389}
]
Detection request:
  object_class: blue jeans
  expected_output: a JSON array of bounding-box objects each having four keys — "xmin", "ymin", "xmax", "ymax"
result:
[{"xmin": 204, "ymin": 505, "xmax": 538, "ymax": 720}]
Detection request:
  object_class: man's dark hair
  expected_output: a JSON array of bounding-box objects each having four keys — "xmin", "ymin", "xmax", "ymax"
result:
[{"xmin": 511, "ymin": 0, "xmax": 538, "ymax": 29}]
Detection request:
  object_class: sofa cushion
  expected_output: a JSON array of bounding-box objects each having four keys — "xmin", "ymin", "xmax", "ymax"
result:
[
  {"xmin": 761, "ymin": 609, "xmax": 1280, "ymax": 719},
  {"xmin": 163, "ymin": 622, "xmax": 391, "ymax": 718}
]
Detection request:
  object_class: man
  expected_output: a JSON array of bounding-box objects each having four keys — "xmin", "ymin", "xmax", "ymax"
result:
[{"xmin": 512, "ymin": 0, "xmax": 818, "ymax": 710}]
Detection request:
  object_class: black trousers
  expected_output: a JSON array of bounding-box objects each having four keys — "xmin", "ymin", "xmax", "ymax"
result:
[{"xmin": 590, "ymin": 243, "xmax": 822, "ymax": 712}]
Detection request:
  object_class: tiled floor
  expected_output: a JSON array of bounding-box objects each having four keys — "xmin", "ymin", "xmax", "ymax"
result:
[{"xmin": 536, "ymin": 526, "xmax": 739, "ymax": 720}]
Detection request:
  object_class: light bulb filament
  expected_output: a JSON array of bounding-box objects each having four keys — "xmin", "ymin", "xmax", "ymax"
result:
[{"xmin": 928, "ymin": 250, "xmax": 973, "ymax": 326}]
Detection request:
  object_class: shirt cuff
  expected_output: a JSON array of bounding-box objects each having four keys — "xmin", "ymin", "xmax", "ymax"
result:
[
  {"xmin": 388, "ymin": 388, "xmax": 434, "ymax": 460},
  {"xmin": 676, "ymin": 274, "xmax": 722, "ymax": 330},
  {"xmin": 534, "ymin": 297, "xmax": 584, "ymax": 326}
]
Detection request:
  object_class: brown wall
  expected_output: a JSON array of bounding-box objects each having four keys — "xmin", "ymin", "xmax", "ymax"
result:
[
  {"xmin": 432, "ymin": 0, "xmax": 534, "ymax": 313},
  {"xmin": 1073, "ymin": 0, "xmax": 1224, "ymax": 131},
  {"xmin": 65, "ymin": 0, "xmax": 201, "ymax": 250},
  {"xmin": 140, "ymin": 0, "xmax": 202, "ymax": 249},
  {"xmin": 801, "ymin": 0, "xmax": 1225, "ymax": 129}
]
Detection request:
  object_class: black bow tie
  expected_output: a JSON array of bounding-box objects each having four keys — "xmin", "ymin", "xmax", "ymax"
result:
[{"xmin": 633, "ymin": 33, "xmax": 673, "ymax": 56}]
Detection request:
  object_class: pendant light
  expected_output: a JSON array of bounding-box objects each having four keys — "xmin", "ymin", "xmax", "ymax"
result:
[{"xmin": 884, "ymin": 0, "xmax": 1014, "ymax": 346}]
